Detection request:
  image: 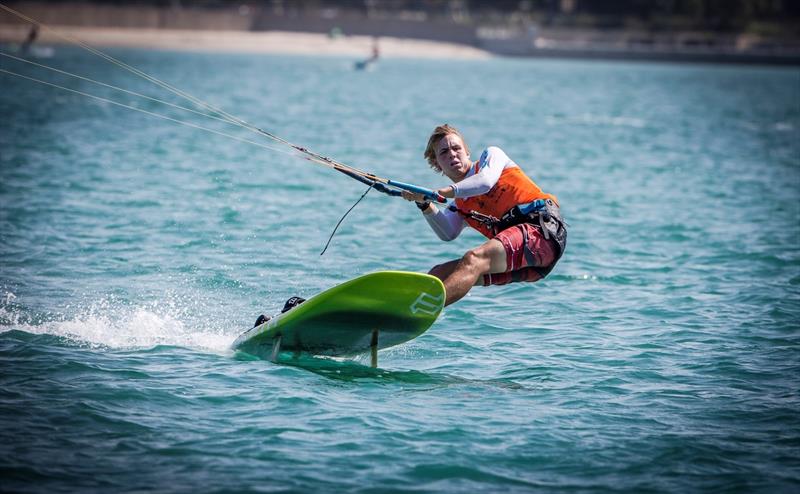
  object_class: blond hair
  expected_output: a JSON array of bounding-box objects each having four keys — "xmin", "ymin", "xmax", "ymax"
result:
[{"xmin": 423, "ymin": 124, "xmax": 470, "ymax": 173}]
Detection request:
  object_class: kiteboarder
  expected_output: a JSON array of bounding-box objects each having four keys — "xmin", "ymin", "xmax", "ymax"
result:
[
  {"xmin": 20, "ymin": 24, "xmax": 38, "ymax": 54},
  {"xmin": 354, "ymin": 36, "xmax": 380, "ymax": 70},
  {"xmin": 403, "ymin": 124, "xmax": 567, "ymax": 306}
]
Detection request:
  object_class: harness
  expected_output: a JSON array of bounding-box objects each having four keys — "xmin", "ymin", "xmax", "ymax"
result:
[{"xmin": 449, "ymin": 198, "xmax": 568, "ymax": 275}]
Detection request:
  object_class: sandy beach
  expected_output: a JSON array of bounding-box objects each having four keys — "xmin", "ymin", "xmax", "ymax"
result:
[{"xmin": 0, "ymin": 23, "xmax": 492, "ymax": 59}]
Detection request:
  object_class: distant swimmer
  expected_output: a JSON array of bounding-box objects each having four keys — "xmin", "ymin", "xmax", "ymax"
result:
[{"xmin": 402, "ymin": 124, "xmax": 567, "ymax": 306}]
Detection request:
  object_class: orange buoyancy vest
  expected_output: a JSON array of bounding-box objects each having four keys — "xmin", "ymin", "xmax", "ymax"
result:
[{"xmin": 454, "ymin": 163, "xmax": 558, "ymax": 239}]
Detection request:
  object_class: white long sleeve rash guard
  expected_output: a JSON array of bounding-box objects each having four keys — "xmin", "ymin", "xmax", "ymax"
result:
[{"xmin": 423, "ymin": 146, "xmax": 519, "ymax": 241}]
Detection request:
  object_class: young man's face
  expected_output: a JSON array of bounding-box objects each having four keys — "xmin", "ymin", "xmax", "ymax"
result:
[{"xmin": 435, "ymin": 133, "xmax": 471, "ymax": 182}]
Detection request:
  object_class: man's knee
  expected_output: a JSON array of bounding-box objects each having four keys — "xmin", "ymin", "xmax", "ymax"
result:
[
  {"xmin": 461, "ymin": 247, "xmax": 492, "ymax": 273},
  {"xmin": 464, "ymin": 239, "xmax": 507, "ymax": 274}
]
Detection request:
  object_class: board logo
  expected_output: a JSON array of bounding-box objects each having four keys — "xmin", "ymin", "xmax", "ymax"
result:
[{"xmin": 409, "ymin": 291, "xmax": 444, "ymax": 316}]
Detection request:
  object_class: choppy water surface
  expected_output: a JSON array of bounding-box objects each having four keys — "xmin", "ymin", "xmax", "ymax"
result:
[{"xmin": 1, "ymin": 46, "xmax": 799, "ymax": 493}]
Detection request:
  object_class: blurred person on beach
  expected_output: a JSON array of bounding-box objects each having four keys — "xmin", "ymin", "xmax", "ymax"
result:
[{"xmin": 403, "ymin": 124, "xmax": 567, "ymax": 306}]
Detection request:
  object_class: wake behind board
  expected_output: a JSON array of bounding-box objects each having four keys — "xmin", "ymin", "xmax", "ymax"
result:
[{"xmin": 232, "ymin": 271, "xmax": 445, "ymax": 367}]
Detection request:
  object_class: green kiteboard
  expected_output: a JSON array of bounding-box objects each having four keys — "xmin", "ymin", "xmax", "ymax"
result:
[{"xmin": 232, "ymin": 271, "xmax": 445, "ymax": 367}]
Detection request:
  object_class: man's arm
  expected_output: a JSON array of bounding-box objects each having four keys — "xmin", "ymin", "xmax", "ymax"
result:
[{"xmin": 419, "ymin": 203, "xmax": 466, "ymax": 241}]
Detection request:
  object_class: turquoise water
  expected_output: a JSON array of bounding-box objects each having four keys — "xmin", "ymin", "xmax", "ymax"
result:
[{"xmin": 1, "ymin": 47, "xmax": 799, "ymax": 493}]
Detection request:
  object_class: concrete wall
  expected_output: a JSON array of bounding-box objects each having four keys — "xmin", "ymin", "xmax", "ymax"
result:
[
  {"xmin": 0, "ymin": 2, "xmax": 254, "ymax": 30},
  {"xmin": 1, "ymin": 2, "xmax": 477, "ymax": 44}
]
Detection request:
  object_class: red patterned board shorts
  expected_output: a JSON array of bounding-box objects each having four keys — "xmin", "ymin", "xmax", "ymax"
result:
[{"xmin": 482, "ymin": 223, "xmax": 560, "ymax": 286}]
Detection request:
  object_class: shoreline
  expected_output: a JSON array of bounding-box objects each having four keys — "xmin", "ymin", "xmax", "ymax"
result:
[
  {"xmin": 2, "ymin": 23, "xmax": 798, "ymax": 66},
  {"xmin": 1, "ymin": 2, "xmax": 798, "ymax": 65},
  {"xmin": 0, "ymin": 24, "xmax": 492, "ymax": 59}
]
